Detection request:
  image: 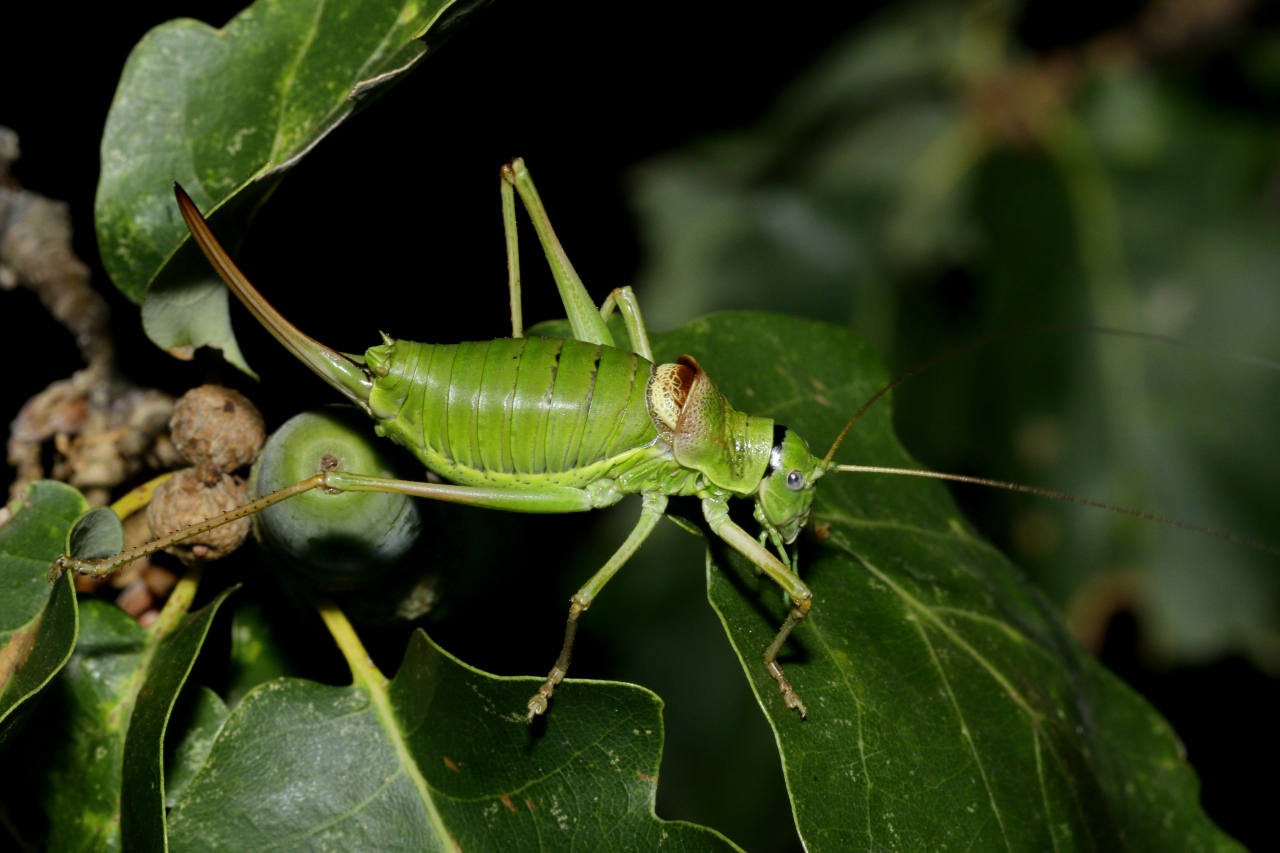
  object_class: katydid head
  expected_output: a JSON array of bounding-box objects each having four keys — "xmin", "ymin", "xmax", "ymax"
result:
[{"xmin": 753, "ymin": 427, "xmax": 824, "ymax": 547}]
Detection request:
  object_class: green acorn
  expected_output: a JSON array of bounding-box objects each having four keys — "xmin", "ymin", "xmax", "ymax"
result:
[{"xmin": 250, "ymin": 406, "xmax": 421, "ymax": 589}]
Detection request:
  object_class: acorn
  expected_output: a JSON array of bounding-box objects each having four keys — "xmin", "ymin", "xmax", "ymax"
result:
[
  {"xmin": 250, "ymin": 406, "xmax": 421, "ymax": 589},
  {"xmin": 146, "ymin": 463, "xmax": 251, "ymax": 563},
  {"xmin": 170, "ymin": 385, "xmax": 266, "ymax": 471}
]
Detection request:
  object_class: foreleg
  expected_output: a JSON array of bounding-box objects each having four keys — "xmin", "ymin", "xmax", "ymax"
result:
[{"xmin": 702, "ymin": 498, "xmax": 812, "ymax": 718}]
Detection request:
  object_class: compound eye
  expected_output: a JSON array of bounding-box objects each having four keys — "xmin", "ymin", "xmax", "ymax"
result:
[{"xmin": 785, "ymin": 470, "xmax": 804, "ymax": 491}]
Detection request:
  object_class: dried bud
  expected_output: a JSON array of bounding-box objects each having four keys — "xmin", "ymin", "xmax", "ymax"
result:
[
  {"xmin": 146, "ymin": 467, "xmax": 250, "ymax": 562},
  {"xmin": 170, "ymin": 385, "xmax": 266, "ymax": 471}
]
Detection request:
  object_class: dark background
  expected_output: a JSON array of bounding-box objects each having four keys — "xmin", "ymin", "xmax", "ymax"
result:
[{"xmin": 4, "ymin": 1, "xmax": 1277, "ymax": 849}]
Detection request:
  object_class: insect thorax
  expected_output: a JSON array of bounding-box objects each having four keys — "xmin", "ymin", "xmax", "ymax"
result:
[{"xmin": 647, "ymin": 356, "xmax": 775, "ymax": 496}]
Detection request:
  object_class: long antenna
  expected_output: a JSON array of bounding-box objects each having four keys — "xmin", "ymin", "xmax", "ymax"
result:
[
  {"xmin": 834, "ymin": 464, "xmax": 1280, "ymax": 557},
  {"xmin": 821, "ymin": 323, "xmax": 1280, "ymax": 467}
]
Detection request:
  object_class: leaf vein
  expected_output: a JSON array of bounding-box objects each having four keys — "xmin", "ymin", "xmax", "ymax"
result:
[{"xmin": 912, "ymin": 618, "xmax": 1011, "ymax": 850}]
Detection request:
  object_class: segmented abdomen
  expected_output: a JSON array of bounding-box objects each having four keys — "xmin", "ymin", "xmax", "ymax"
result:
[{"xmin": 367, "ymin": 337, "xmax": 659, "ymax": 485}]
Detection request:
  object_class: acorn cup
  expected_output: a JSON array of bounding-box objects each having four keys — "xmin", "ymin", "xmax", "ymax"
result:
[{"xmin": 249, "ymin": 406, "xmax": 422, "ymax": 590}]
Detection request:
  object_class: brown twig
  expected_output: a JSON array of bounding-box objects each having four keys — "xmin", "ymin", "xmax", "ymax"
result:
[{"xmin": 1, "ymin": 126, "xmax": 179, "ymax": 503}]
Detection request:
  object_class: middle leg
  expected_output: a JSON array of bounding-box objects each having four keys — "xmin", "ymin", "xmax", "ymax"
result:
[
  {"xmin": 600, "ymin": 286, "xmax": 654, "ymax": 361},
  {"xmin": 527, "ymin": 492, "xmax": 669, "ymax": 721}
]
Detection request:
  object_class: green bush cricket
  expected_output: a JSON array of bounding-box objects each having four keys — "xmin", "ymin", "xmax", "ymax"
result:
[
  {"xmin": 56, "ymin": 159, "xmax": 831, "ymax": 720},
  {"xmin": 54, "ymin": 158, "xmax": 1276, "ymax": 722}
]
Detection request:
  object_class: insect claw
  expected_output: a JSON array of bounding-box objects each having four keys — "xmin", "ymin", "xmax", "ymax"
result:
[
  {"xmin": 787, "ymin": 689, "xmax": 808, "ymax": 719},
  {"xmin": 780, "ymin": 681, "xmax": 808, "ymax": 719},
  {"xmin": 767, "ymin": 660, "xmax": 808, "ymax": 719},
  {"xmin": 526, "ymin": 686, "xmax": 553, "ymax": 723},
  {"xmin": 527, "ymin": 662, "xmax": 569, "ymax": 722}
]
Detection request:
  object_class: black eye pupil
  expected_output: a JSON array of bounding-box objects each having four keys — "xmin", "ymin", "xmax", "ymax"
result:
[{"xmin": 786, "ymin": 471, "xmax": 803, "ymax": 490}]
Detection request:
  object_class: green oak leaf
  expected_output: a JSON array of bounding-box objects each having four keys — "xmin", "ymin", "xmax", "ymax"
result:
[
  {"xmin": 166, "ymin": 630, "xmax": 740, "ymax": 851},
  {"xmin": 652, "ymin": 313, "xmax": 1238, "ymax": 851},
  {"xmin": 164, "ymin": 686, "xmax": 229, "ymax": 810},
  {"xmin": 95, "ymin": 0, "xmax": 493, "ymax": 374},
  {"xmin": 42, "ymin": 601, "xmax": 148, "ymax": 850},
  {"xmin": 0, "ymin": 481, "xmax": 85, "ymax": 754},
  {"xmin": 41, "ymin": 586, "xmax": 236, "ymax": 851},
  {"xmin": 120, "ymin": 587, "xmax": 237, "ymax": 849},
  {"xmin": 67, "ymin": 506, "xmax": 125, "ymax": 561}
]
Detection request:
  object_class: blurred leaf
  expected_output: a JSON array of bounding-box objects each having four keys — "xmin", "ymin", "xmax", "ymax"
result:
[
  {"xmin": 120, "ymin": 587, "xmax": 237, "ymax": 849},
  {"xmin": 628, "ymin": 3, "xmax": 1280, "ymax": 671},
  {"xmin": 629, "ymin": 2, "xmax": 980, "ymax": 345},
  {"xmin": 0, "ymin": 482, "xmax": 84, "ymax": 755},
  {"xmin": 225, "ymin": 601, "xmax": 295, "ymax": 706},
  {"xmin": 167, "ymin": 630, "xmax": 740, "ymax": 851},
  {"xmin": 42, "ymin": 600, "xmax": 148, "ymax": 850},
  {"xmin": 654, "ymin": 314, "xmax": 1237, "ymax": 850},
  {"xmin": 41, "ymin": 585, "xmax": 235, "ymax": 850},
  {"xmin": 1056, "ymin": 72, "xmax": 1280, "ymax": 665},
  {"xmin": 95, "ymin": 0, "xmax": 494, "ymax": 373}
]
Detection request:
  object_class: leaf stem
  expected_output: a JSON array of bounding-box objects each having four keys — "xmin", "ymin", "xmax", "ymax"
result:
[
  {"xmin": 314, "ymin": 597, "xmax": 388, "ymax": 691},
  {"xmin": 312, "ymin": 598, "xmax": 448, "ymax": 840},
  {"xmin": 109, "ymin": 472, "xmax": 174, "ymax": 520},
  {"xmin": 146, "ymin": 561, "xmax": 203, "ymax": 645}
]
